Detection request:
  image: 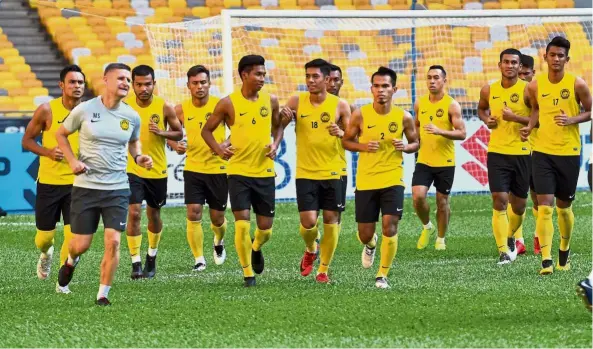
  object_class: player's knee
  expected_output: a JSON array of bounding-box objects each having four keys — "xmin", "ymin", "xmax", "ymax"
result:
[
  {"xmin": 210, "ymin": 213, "xmax": 225, "ymax": 227},
  {"xmin": 257, "ymin": 220, "xmax": 273, "ymax": 231},
  {"xmin": 301, "ymin": 221, "xmax": 316, "ymax": 230},
  {"xmin": 104, "ymin": 238, "xmax": 120, "ymax": 255},
  {"xmin": 322, "ymin": 211, "xmax": 339, "ymax": 225},
  {"xmin": 381, "ymin": 222, "xmax": 398, "ymax": 237},
  {"xmin": 128, "ymin": 208, "xmax": 142, "ymax": 223},
  {"xmin": 436, "ymin": 198, "xmax": 449, "ymax": 211}
]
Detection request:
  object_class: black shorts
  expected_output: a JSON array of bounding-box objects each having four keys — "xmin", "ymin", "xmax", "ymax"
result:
[
  {"xmin": 184, "ymin": 171, "xmax": 228, "ymax": 211},
  {"xmin": 128, "ymin": 173, "xmax": 167, "ymax": 209},
  {"xmin": 35, "ymin": 182, "xmax": 72, "ymax": 230},
  {"xmin": 340, "ymin": 176, "xmax": 347, "ymax": 212},
  {"xmin": 529, "ymin": 170, "xmax": 536, "ymax": 192},
  {"xmin": 411, "ymin": 163, "xmax": 455, "ymax": 195},
  {"xmin": 70, "ymin": 187, "xmax": 130, "ymax": 234},
  {"xmin": 228, "ymin": 175, "xmax": 275, "ymax": 217},
  {"xmin": 355, "ymin": 185, "xmax": 404, "ymax": 223},
  {"xmin": 487, "ymin": 152, "xmax": 531, "ymax": 199},
  {"xmin": 296, "ymin": 178, "xmax": 342, "ymax": 212},
  {"xmin": 532, "ymin": 151, "xmax": 580, "ymax": 202}
]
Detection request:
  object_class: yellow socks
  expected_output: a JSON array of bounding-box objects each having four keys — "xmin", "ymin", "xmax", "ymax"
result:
[
  {"xmin": 148, "ymin": 229, "xmax": 161, "ymax": 250},
  {"xmin": 235, "ymin": 220, "xmax": 254, "ymax": 277},
  {"xmin": 126, "ymin": 234, "xmax": 142, "ymax": 262},
  {"xmin": 492, "ymin": 209, "xmax": 508, "ymax": 253},
  {"xmin": 299, "ymin": 224, "xmax": 319, "ymax": 253},
  {"xmin": 252, "ymin": 228, "xmax": 272, "ymax": 252},
  {"xmin": 211, "ymin": 219, "xmax": 227, "ymax": 246},
  {"xmin": 35, "ymin": 229, "xmax": 55, "ymax": 253},
  {"xmin": 376, "ymin": 234, "xmax": 398, "ymax": 278},
  {"xmin": 60, "ymin": 225, "xmax": 73, "ymax": 266},
  {"xmin": 318, "ymin": 223, "xmax": 339, "ymax": 274},
  {"xmin": 557, "ymin": 206, "xmax": 574, "ymax": 251},
  {"xmin": 357, "ymin": 231, "xmax": 377, "ymax": 248},
  {"xmin": 186, "ymin": 219, "xmax": 203, "ymax": 258},
  {"xmin": 537, "ymin": 205, "xmax": 554, "ymax": 260},
  {"xmin": 507, "ymin": 206, "xmax": 524, "ymax": 238}
]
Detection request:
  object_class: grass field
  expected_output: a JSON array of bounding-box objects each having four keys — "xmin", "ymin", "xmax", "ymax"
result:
[{"xmin": 0, "ymin": 192, "xmax": 591, "ymax": 347}]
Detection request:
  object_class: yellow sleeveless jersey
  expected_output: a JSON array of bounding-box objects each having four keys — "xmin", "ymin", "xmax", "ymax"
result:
[
  {"xmin": 416, "ymin": 94, "xmax": 455, "ymax": 167},
  {"xmin": 356, "ymin": 104, "xmax": 405, "ymax": 190},
  {"xmin": 488, "ymin": 79, "xmax": 531, "ymax": 155},
  {"xmin": 534, "ymin": 72, "xmax": 581, "ymax": 156},
  {"xmin": 126, "ymin": 95, "xmax": 168, "ymax": 179},
  {"xmin": 183, "ymin": 96, "xmax": 227, "ymax": 174},
  {"xmin": 338, "ymin": 137, "xmax": 347, "ymax": 176},
  {"xmin": 228, "ymin": 91, "xmax": 275, "ymax": 177},
  {"xmin": 295, "ymin": 92, "xmax": 342, "ymax": 180},
  {"xmin": 38, "ymin": 97, "xmax": 78, "ymax": 185},
  {"xmin": 528, "ymin": 128, "xmax": 538, "ymax": 152}
]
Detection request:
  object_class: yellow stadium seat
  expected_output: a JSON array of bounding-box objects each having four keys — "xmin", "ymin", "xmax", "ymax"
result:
[
  {"xmin": 150, "ymin": 0, "xmax": 168, "ymax": 7},
  {"xmin": 556, "ymin": 0, "xmax": 573, "ymax": 7},
  {"xmin": 86, "ymin": 40, "xmax": 105, "ymax": 50},
  {"xmin": 68, "ymin": 17, "xmax": 88, "ymax": 27},
  {"xmin": 56, "ymin": 0, "xmax": 75, "ymax": 8},
  {"xmin": 0, "ymin": 96, "xmax": 13, "ymax": 105},
  {"xmin": 373, "ymin": 4, "xmax": 391, "ymax": 9},
  {"xmin": 13, "ymin": 95, "xmax": 33, "ymax": 106},
  {"xmin": 500, "ymin": 0, "xmax": 519, "ymax": 8},
  {"xmin": 483, "ymin": 1, "xmax": 501, "ymax": 9},
  {"xmin": 224, "ymin": 0, "xmax": 241, "ymax": 6},
  {"xmin": 519, "ymin": 0, "xmax": 537, "ymax": 8},
  {"xmin": 155, "ymin": 6, "xmax": 174, "ymax": 17},
  {"xmin": 28, "ymin": 87, "xmax": 49, "ymax": 97},
  {"xmin": 10, "ymin": 64, "xmax": 31, "ymax": 74},
  {"xmin": 0, "ymin": 48, "xmax": 19, "ymax": 58},
  {"xmin": 538, "ymin": 0, "xmax": 556, "ymax": 8},
  {"xmin": 0, "ymin": 80, "xmax": 22, "ymax": 89},
  {"xmin": 93, "ymin": 0, "xmax": 113, "ymax": 9},
  {"xmin": 443, "ymin": 0, "xmax": 461, "ymax": 8}
]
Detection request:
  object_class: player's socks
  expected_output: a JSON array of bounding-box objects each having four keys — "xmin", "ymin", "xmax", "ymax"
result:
[
  {"xmin": 186, "ymin": 219, "xmax": 204, "ymax": 259},
  {"xmin": 235, "ymin": 220, "xmax": 254, "ymax": 278},
  {"xmin": 60, "ymin": 225, "xmax": 73, "ymax": 266},
  {"xmin": 376, "ymin": 234, "xmax": 398, "ymax": 278},
  {"xmin": 35, "ymin": 229, "xmax": 55, "ymax": 253},
  {"xmin": 492, "ymin": 209, "xmax": 509, "ymax": 253},
  {"xmin": 537, "ymin": 205, "xmax": 554, "ymax": 261},
  {"xmin": 252, "ymin": 227, "xmax": 272, "ymax": 251},
  {"xmin": 358, "ymin": 231, "xmax": 377, "ymax": 248},
  {"xmin": 557, "ymin": 206, "xmax": 574, "ymax": 252},
  {"xmin": 126, "ymin": 234, "xmax": 142, "ymax": 263},
  {"xmin": 507, "ymin": 206, "xmax": 524, "ymax": 238},
  {"xmin": 317, "ymin": 223, "xmax": 339, "ymax": 274},
  {"xmin": 211, "ymin": 219, "xmax": 227, "ymax": 246},
  {"xmin": 299, "ymin": 224, "xmax": 318, "ymax": 253},
  {"xmin": 97, "ymin": 284, "xmax": 110, "ymax": 301},
  {"xmin": 147, "ymin": 229, "xmax": 161, "ymax": 257}
]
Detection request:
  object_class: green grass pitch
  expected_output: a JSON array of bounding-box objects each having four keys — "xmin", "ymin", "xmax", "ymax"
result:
[{"xmin": 0, "ymin": 192, "xmax": 591, "ymax": 347}]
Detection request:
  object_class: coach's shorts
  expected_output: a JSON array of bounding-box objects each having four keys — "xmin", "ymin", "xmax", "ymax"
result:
[
  {"xmin": 487, "ymin": 152, "xmax": 531, "ymax": 199},
  {"xmin": 296, "ymin": 178, "xmax": 342, "ymax": 212},
  {"xmin": 532, "ymin": 151, "xmax": 580, "ymax": 202},
  {"xmin": 184, "ymin": 171, "xmax": 228, "ymax": 211},
  {"xmin": 355, "ymin": 185, "xmax": 404, "ymax": 223},
  {"xmin": 228, "ymin": 175, "xmax": 275, "ymax": 217},
  {"xmin": 35, "ymin": 182, "xmax": 72, "ymax": 230},
  {"xmin": 411, "ymin": 163, "xmax": 455, "ymax": 195},
  {"xmin": 340, "ymin": 175, "xmax": 348, "ymax": 212},
  {"xmin": 128, "ymin": 173, "xmax": 167, "ymax": 209},
  {"xmin": 70, "ymin": 187, "xmax": 130, "ymax": 234}
]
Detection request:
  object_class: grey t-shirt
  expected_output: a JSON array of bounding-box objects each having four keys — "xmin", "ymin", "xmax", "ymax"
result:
[{"xmin": 63, "ymin": 96, "xmax": 141, "ymax": 190}]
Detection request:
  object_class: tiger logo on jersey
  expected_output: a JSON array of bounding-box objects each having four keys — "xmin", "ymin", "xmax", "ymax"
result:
[
  {"xmin": 120, "ymin": 120, "xmax": 130, "ymax": 131},
  {"xmin": 561, "ymin": 89, "xmax": 570, "ymax": 99},
  {"xmin": 389, "ymin": 122, "xmax": 398, "ymax": 133},
  {"xmin": 150, "ymin": 114, "xmax": 160, "ymax": 124},
  {"xmin": 320, "ymin": 112, "xmax": 330, "ymax": 123},
  {"xmin": 205, "ymin": 112, "xmax": 212, "ymax": 120},
  {"xmin": 260, "ymin": 106, "xmax": 269, "ymax": 117},
  {"xmin": 436, "ymin": 109, "xmax": 444, "ymax": 118},
  {"xmin": 510, "ymin": 93, "xmax": 519, "ymax": 103}
]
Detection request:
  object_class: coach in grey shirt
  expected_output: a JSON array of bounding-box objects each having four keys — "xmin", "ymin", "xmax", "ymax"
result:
[{"xmin": 55, "ymin": 63, "xmax": 153, "ymax": 306}]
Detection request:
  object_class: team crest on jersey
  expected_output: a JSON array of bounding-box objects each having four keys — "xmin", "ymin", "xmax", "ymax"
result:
[
  {"xmin": 260, "ymin": 106, "xmax": 269, "ymax": 117},
  {"xmin": 561, "ymin": 89, "xmax": 570, "ymax": 99},
  {"xmin": 120, "ymin": 120, "xmax": 130, "ymax": 131},
  {"xmin": 436, "ymin": 109, "xmax": 444, "ymax": 118},
  {"xmin": 150, "ymin": 114, "xmax": 160, "ymax": 124},
  {"xmin": 510, "ymin": 93, "xmax": 520, "ymax": 103},
  {"xmin": 205, "ymin": 112, "xmax": 212, "ymax": 120},
  {"xmin": 389, "ymin": 122, "xmax": 398, "ymax": 133},
  {"xmin": 320, "ymin": 112, "xmax": 331, "ymax": 123}
]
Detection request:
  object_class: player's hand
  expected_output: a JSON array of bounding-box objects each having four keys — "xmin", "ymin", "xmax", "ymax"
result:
[
  {"xmin": 519, "ymin": 126, "xmax": 532, "ymax": 141},
  {"xmin": 327, "ymin": 122, "xmax": 343, "ymax": 137},
  {"xmin": 392, "ymin": 138, "xmax": 405, "ymax": 151},
  {"xmin": 217, "ymin": 142, "xmax": 235, "ymax": 160},
  {"xmin": 502, "ymin": 107, "xmax": 515, "ymax": 122},
  {"xmin": 265, "ymin": 143, "xmax": 277, "ymax": 160},
  {"xmin": 137, "ymin": 155, "xmax": 153, "ymax": 169},
  {"xmin": 149, "ymin": 122, "xmax": 163, "ymax": 136},
  {"xmin": 49, "ymin": 146, "xmax": 64, "ymax": 161},
  {"xmin": 485, "ymin": 116, "xmax": 498, "ymax": 129},
  {"xmin": 365, "ymin": 141, "xmax": 380, "ymax": 153},
  {"xmin": 423, "ymin": 123, "xmax": 441, "ymax": 136},
  {"xmin": 176, "ymin": 141, "xmax": 187, "ymax": 155},
  {"xmin": 280, "ymin": 107, "xmax": 295, "ymax": 125},
  {"xmin": 69, "ymin": 160, "xmax": 89, "ymax": 175},
  {"xmin": 554, "ymin": 110, "xmax": 572, "ymax": 126}
]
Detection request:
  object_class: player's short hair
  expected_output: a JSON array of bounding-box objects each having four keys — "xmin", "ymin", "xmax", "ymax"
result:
[
  {"xmin": 60, "ymin": 64, "xmax": 85, "ymax": 82},
  {"xmin": 546, "ymin": 36, "xmax": 570, "ymax": 55},
  {"xmin": 499, "ymin": 48, "xmax": 522, "ymax": 62},
  {"xmin": 104, "ymin": 63, "xmax": 131, "ymax": 76},
  {"xmin": 304, "ymin": 58, "xmax": 330, "ymax": 76},
  {"xmin": 187, "ymin": 65, "xmax": 210, "ymax": 80},
  {"xmin": 371, "ymin": 66, "xmax": 397, "ymax": 86},
  {"xmin": 428, "ymin": 65, "xmax": 447, "ymax": 77},
  {"xmin": 238, "ymin": 55, "xmax": 265, "ymax": 78},
  {"xmin": 132, "ymin": 65, "xmax": 155, "ymax": 80},
  {"xmin": 328, "ymin": 63, "xmax": 342, "ymax": 76},
  {"xmin": 520, "ymin": 54, "xmax": 534, "ymax": 69}
]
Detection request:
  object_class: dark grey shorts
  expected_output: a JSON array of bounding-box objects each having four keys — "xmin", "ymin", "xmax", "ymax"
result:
[{"xmin": 70, "ymin": 186, "xmax": 130, "ymax": 234}]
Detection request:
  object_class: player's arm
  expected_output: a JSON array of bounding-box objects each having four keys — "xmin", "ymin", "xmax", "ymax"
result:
[
  {"xmin": 427, "ymin": 100, "xmax": 466, "ymax": 140},
  {"xmin": 202, "ymin": 96, "xmax": 234, "ymax": 159},
  {"xmin": 167, "ymin": 104, "xmax": 186, "ymax": 154},
  {"xmin": 520, "ymin": 80, "xmax": 539, "ymax": 141},
  {"xmin": 413, "ymin": 100, "xmax": 421, "ymax": 142},
  {"xmin": 342, "ymin": 108, "xmax": 378, "ymax": 153},
  {"xmin": 129, "ymin": 115, "xmax": 153, "ymax": 169},
  {"xmin": 394, "ymin": 110, "xmax": 419, "ymax": 153},
  {"xmin": 328, "ymin": 99, "xmax": 351, "ymax": 138},
  {"xmin": 150, "ymin": 103, "xmax": 183, "ymax": 141},
  {"xmin": 558, "ymin": 77, "xmax": 592, "ymax": 125},
  {"xmin": 55, "ymin": 104, "xmax": 86, "ymax": 174},
  {"xmin": 478, "ymin": 84, "xmax": 497, "ymax": 129},
  {"xmin": 22, "ymin": 103, "xmax": 61, "ymax": 160},
  {"xmin": 267, "ymin": 94, "xmax": 284, "ymax": 160},
  {"xmin": 280, "ymin": 95, "xmax": 298, "ymax": 128}
]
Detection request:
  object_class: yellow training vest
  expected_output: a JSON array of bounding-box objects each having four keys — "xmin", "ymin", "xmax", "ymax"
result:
[
  {"xmin": 416, "ymin": 94, "xmax": 456, "ymax": 167},
  {"xmin": 38, "ymin": 97, "xmax": 78, "ymax": 185},
  {"xmin": 295, "ymin": 92, "xmax": 342, "ymax": 180},
  {"xmin": 488, "ymin": 79, "xmax": 531, "ymax": 155},
  {"xmin": 126, "ymin": 95, "xmax": 168, "ymax": 178},
  {"xmin": 534, "ymin": 72, "xmax": 581, "ymax": 156},
  {"xmin": 356, "ymin": 104, "xmax": 405, "ymax": 190},
  {"xmin": 228, "ymin": 91, "xmax": 275, "ymax": 177},
  {"xmin": 183, "ymin": 96, "xmax": 227, "ymax": 174}
]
